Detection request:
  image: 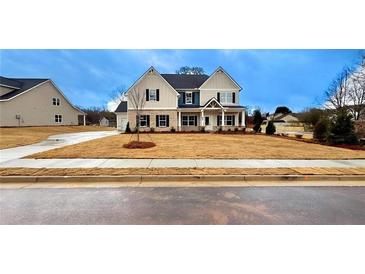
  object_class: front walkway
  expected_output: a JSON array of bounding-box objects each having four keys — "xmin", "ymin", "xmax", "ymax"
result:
[
  {"xmin": 0, "ymin": 131, "xmax": 119, "ymax": 163},
  {"xmin": 0, "ymin": 158, "xmax": 364, "ymax": 168}
]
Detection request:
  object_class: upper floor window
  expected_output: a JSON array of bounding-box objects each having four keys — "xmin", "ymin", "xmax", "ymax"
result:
[
  {"xmin": 53, "ymin": 98, "xmax": 60, "ymax": 106},
  {"xmin": 219, "ymin": 92, "xmax": 233, "ymax": 104},
  {"xmin": 149, "ymin": 89, "xmax": 156, "ymax": 101},
  {"xmin": 185, "ymin": 92, "xmax": 193, "ymax": 104}
]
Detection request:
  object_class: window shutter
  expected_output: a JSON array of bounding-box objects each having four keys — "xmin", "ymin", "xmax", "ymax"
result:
[
  {"xmin": 156, "ymin": 115, "xmax": 159, "ymax": 127},
  {"xmin": 217, "ymin": 92, "xmax": 220, "ymax": 102},
  {"xmin": 146, "ymin": 89, "xmax": 149, "ymax": 101},
  {"xmin": 147, "ymin": 115, "xmax": 150, "ymax": 127},
  {"xmin": 192, "ymin": 92, "xmax": 195, "ymax": 104},
  {"xmin": 156, "ymin": 89, "xmax": 160, "ymax": 101},
  {"xmin": 183, "ymin": 92, "xmax": 186, "ymax": 104},
  {"xmin": 194, "ymin": 116, "xmax": 197, "ymax": 126},
  {"xmin": 166, "ymin": 115, "xmax": 169, "ymax": 127},
  {"xmin": 232, "ymin": 92, "xmax": 235, "ymax": 103},
  {"xmin": 232, "ymin": 115, "xmax": 235, "ymax": 126}
]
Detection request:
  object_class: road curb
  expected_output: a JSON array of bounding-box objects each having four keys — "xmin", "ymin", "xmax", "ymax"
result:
[{"xmin": 1, "ymin": 174, "xmax": 365, "ymax": 183}]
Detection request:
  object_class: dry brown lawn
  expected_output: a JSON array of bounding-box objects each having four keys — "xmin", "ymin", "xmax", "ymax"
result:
[
  {"xmin": 1, "ymin": 167, "xmax": 364, "ymax": 176},
  {"xmin": 0, "ymin": 126, "xmax": 114, "ymax": 149},
  {"xmin": 28, "ymin": 133, "xmax": 365, "ymax": 159}
]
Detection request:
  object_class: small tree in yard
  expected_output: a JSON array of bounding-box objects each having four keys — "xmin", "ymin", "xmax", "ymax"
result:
[
  {"xmin": 252, "ymin": 109, "xmax": 263, "ymax": 133},
  {"xmin": 328, "ymin": 109, "xmax": 358, "ymax": 144},
  {"xmin": 313, "ymin": 118, "xmax": 329, "ymax": 142},
  {"xmin": 128, "ymin": 87, "xmax": 146, "ymax": 142},
  {"xmin": 265, "ymin": 120, "xmax": 276, "ymax": 135}
]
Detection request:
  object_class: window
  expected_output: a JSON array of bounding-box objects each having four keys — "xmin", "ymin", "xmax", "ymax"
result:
[
  {"xmin": 185, "ymin": 92, "xmax": 192, "ymax": 104},
  {"xmin": 182, "ymin": 115, "xmax": 197, "ymax": 126},
  {"xmin": 53, "ymin": 98, "xmax": 60, "ymax": 106},
  {"xmin": 158, "ymin": 115, "xmax": 167, "ymax": 127},
  {"xmin": 55, "ymin": 115, "xmax": 62, "ymax": 123},
  {"xmin": 217, "ymin": 115, "xmax": 235, "ymax": 126},
  {"xmin": 219, "ymin": 92, "xmax": 232, "ymax": 104},
  {"xmin": 139, "ymin": 115, "xmax": 148, "ymax": 127},
  {"xmin": 149, "ymin": 89, "xmax": 156, "ymax": 101},
  {"xmin": 182, "ymin": 116, "xmax": 188, "ymax": 126}
]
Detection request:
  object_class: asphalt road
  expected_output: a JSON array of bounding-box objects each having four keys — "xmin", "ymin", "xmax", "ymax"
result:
[{"xmin": 1, "ymin": 186, "xmax": 364, "ymax": 224}]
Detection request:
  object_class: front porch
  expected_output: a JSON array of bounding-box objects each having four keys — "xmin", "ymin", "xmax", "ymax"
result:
[{"xmin": 177, "ymin": 98, "xmax": 245, "ymax": 132}]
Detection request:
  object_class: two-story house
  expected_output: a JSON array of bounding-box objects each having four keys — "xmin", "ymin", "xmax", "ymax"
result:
[{"xmin": 115, "ymin": 66, "xmax": 245, "ymax": 132}]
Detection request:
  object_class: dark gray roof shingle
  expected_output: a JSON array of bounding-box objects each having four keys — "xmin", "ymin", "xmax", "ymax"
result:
[
  {"xmin": 0, "ymin": 76, "xmax": 49, "ymax": 100},
  {"xmin": 115, "ymin": 101, "xmax": 127, "ymax": 112},
  {"xmin": 161, "ymin": 74, "xmax": 209, "ymax": 89}
]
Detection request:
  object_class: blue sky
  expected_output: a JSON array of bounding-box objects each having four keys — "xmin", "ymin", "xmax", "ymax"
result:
[{"xmin": 0, "ymin": 49, "xmax": 363, "ymax": 113}]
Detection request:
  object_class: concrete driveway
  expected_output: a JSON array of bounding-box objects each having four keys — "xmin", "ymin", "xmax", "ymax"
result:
[
  {"xmin": 0, "ymin": 130, "xmax": 119, "ymax": 163},
  {"xmin": 1, "ymin": 186, "xmax": 364, "ymax": 224}
]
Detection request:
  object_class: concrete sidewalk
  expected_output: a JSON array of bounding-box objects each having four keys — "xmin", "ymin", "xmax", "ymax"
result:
[
  {"xmin": 0, "ymin": 130, "xmax": 119, "ymax": 163},
  {"xmin": 0, "ymin": 158, "xmax": 364, "ymax": 169}
]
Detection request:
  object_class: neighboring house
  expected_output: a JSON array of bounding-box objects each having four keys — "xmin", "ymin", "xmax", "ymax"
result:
[
  {"xmin": 0, "ymin": 76, "xmax": 86, "ymax": 127},
  {"xmin": 99, "ymin": 112, "xmax": 117, "ymax": 127},
  {"xmin": 99, "ymin": 117, "xmax": 110, "ymax": 127},
  {"xmin": 115, "ymin": 66, "xmax": 245, "ymax": 132},
  {"xmin": 261, "ymin": 112, "xmax": 304, "ymax": 133}
]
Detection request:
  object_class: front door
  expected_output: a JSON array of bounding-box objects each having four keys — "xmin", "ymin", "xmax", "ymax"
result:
[{"xmin": 205, "ymin": 116, "xmax": 213, "ymax": 131}]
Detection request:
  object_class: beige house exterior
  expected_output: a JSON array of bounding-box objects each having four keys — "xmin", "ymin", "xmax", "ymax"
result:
[
  {"xmin": 115, "ymin": 66, "xmax": 246, "ymax": 132},
  {"xmin": 0, "ymin": 76, "xmax": 86, "ymax": 127}
]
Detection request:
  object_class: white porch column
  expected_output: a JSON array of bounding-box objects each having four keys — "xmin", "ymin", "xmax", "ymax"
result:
[
  {"xmin": 83, "ymin": 115, "xmax": 86, "ymax": 126},
  {"xmin": 178, "ymin": 111, "xmax": 181, "ymax": 131},
  {"xmin": 235, "ymin": 113, "xmax": 239, "ymax": 126},
  {"xmin": 221, "ymin": 109, "xmax": 225, "ymax": 126},
  {"xmin": 201, "ymin": 110, "xmax": 205, "ymax": 126},
  {"xmin": 241, "ymin": 109, "xmax": 246, "ymax": 127}
]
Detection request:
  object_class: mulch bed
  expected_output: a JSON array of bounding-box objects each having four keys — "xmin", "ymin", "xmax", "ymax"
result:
[{"xmin": 123, "ymin": 141, "xmax": 156, "ymax": 149}]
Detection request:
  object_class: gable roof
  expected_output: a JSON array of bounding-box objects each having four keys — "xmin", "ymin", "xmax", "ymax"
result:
[
  {"xmin": 0, "ymin": 76, "xmax": 49, "ymax": 100},
  {"xmin": 201, "ymin": 97, "xmax": 225, "ymax": 110},
  {"xmin": 161, "ymin": 74, "xmax": 209, "ymax": 89},
  {"xmin": 125, "ymin": 66, "xmax": 179, "ymax": 96},
  {"xmin": 115, "ymin": 101, "xmax": 128, "ymax": 112},
  {"xmin": 199, "ymin": 66, "xmax": 242, "ymax": 90}
]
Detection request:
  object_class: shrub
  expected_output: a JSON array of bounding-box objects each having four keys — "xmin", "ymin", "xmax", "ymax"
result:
[
  {"xmin": 199, "ymin": 126, "xmax": 205, "ymax": 133},
  {"xmin": 265, "ymin": 121, "xmax": 276, "ymax": 135},
  {"xmin": 252, "ymin": 110, "xmax": 263, "ymax": 133},
  {"xmin": 295, "ymin": 134, "xmax": 303, "ymax": 139},
  {"xmin": 328, "ymin": 110, "xmax": 358, "ymax": 145},
  {"xmin": 125, "ymin": 122, "xmax": 131, "ymax": 133},
  {"xmin": 313, "ymin": 118, "xmax": 329, "ymax": 142},
  {"xmin": 150, "ymin": 127, "xmax": 155, "ymax": 132},
  {"xmin": 170, "ymin": 127, "xmax": 176, "ymax": 133},
  {"xmin": 234, "ymin": 127, "xmax": 239, "ymax": 132},
  {"xmin": 218, "ymin": 126, "xmax": 223, "ymax": 132}
]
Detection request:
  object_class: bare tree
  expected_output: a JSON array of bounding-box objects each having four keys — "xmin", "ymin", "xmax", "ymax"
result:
[
  {"xmin": 324, "ymin": 67, "xmax": 353, "ymax": 110},
  {"xmin": 128, "ymin": 87, "xmax": 146, "ymax": 142},
  {"xmin": 175, "ymin": 66, "xmax": 205, "ymax": 75},
  {"xmin": 348, "ymin": 55, "xmax": 365, "ymax": 120}
]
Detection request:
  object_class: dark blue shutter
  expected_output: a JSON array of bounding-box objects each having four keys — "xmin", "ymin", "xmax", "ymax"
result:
[
  {"xmin": 194, "ymin": 92, "xmax": 199, "ymax": 105},
  {"xmin": 183, "ymin": 92, "xmax": 186, "ymax": 104},
  {"xmin": 147, "ymin": 115, "xmax": 150, "ymax": 127},
  {"xmin": 156, "ymin": 115, "xmax": 159, "ymax": 127},
  {"xmin": 156, "ymin": 89, "xmax": 160, "ymax": 101},
  {"xmin": 192, "ymin": 92, "xmax": 195, "ymax": 104},
  {"xmin": 232, "ymin": 92, "xmax": 235, "ymax": 103},
  {"xmin": 232, "ymin": 115, "xmax": 235, "ymax": 126},
  {"xmin": 166, "ymin": 115, "xmax": 169, "ymax": 127},
  {"xmin": 146, "ymin": 89, "xmax": 149, "ymax": 101},
  {"xmin": 217, "ymin": 92, "xmax": 220, "ymax": 102},
  {"xmin": 194, "ymin": 116, "xmax": 197, "ymax": 126}
]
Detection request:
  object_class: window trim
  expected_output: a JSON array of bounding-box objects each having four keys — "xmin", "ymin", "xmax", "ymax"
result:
[
  {"xmin": 149, "ymin": 89, "xmax": 157, "ymax": 101},
  {"xmin": 182, "ymin": 115, "xmax": 197, "ymax": 126},
  {"xmin": 185, "ymin": 92, "xmax": 193, "ymax": 104},
  {"xmin": 54, "ymin": 114, "xmax": 62, "ymax": 123},
  {"xmin": 139, "ymin": 115, "xmax": 148, "ymax": 127},
  {"xmin": 158, "ymin": 115, "xmax": 167, "ymax": 127},
  {"xmin": 220, "ymin": 91, "xmax": 233, "ymax": 104}
]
